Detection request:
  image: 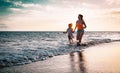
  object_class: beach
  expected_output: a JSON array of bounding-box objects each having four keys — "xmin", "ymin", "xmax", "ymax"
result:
[{"xmin": 1, "ymin": 42, "xmax": 120, "ymax": 73}]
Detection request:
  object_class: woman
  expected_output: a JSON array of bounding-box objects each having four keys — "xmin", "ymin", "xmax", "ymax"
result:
[{"xmin": 74, "ymin": 14, "xmax": 87, "ymax": 46}]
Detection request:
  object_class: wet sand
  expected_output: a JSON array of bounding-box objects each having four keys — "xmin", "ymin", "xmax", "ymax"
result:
[{"xmin": 1, "ymin": 42, "xmax": 120, "ymax": 73}]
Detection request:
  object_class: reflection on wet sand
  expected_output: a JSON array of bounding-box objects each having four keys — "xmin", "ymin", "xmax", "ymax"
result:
[
  {"xmin": 69, "ymin": 51, "xmax": 87, "ymax": 73},
  {"xmin": 1, "ymin": 42, "xmax": 120, "ymax": 73}
]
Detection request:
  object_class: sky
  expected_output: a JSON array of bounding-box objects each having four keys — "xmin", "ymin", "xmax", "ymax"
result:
[{"xmin": 0, "ymin": 0, "xmax": 120, "ymax": 31}]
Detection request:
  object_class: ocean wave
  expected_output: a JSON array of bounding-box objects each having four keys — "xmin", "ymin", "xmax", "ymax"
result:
[{"xmin": 0, "ymin": 38, "xmax": 120, "ymax": 67}]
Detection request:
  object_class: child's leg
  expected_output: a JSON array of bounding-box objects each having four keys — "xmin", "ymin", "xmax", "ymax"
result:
[
  {"xmin": 68, "ymin": 35, "xmax": 74, "ymax": 44},
  {"xmin": 71, "ymin": 39, "xmax": 74, "ymax": 43},
  {"xmin": 68, "ymin": 36, "xmax": 71, "ymax": 44},
  {"xmin": 69, "ymin": 39, "xmax": 74, "ymax": 44}
]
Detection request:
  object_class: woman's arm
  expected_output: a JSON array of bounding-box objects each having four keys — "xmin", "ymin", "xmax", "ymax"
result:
[
  {"xmin": 74, "ymin": 21, "xmax": 78, "ymax": 32},
  {"xmin": 83, "ymin": 20, "xmax": 87, "ymax": 29},
  {"xmin": 74, "ymin": 24, "xmax": 77, "ymax": 32}
]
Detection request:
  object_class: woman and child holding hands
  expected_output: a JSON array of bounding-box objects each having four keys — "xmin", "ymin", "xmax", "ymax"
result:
[{"xmin": 64, "ymin": 14, "xmax": 87, "ymax": 46}]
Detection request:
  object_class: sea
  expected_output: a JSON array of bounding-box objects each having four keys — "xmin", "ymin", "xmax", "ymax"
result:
[{"xmin": 0, "ymin": 31, "xmax": 120, "ymax": 67}]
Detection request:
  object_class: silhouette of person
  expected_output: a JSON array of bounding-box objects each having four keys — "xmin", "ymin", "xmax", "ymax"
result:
[{"xmin": 74, "ymin": 14, "xmax": 87, "ymax": 46}]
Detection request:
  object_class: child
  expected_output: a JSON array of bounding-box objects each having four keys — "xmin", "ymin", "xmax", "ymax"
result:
[{"xmin": 64, "ymin": 23, "xmax": 74, "ymax": 44}]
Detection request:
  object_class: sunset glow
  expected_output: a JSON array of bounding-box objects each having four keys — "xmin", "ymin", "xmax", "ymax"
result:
[{"xmin": 0, "ymin": 0, "xmax": 120, "ymax": 31}]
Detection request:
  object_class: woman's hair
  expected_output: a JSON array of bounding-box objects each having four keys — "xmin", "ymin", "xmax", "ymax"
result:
[{"xmin": 78, "ymin": 14, "xmax": 83, "ymax": 19}]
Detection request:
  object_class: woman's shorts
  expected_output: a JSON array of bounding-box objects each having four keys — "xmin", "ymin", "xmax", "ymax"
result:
[{"xmin": 77, "ymin": 29, "xmax": 84, "ymax": 34}]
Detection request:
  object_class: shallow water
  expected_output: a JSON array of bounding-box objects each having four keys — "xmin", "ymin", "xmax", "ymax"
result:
[
  {"xmin": 0, "ymin": 31, "xmax": 120, "ymax": 67},
  {"xmin": 1, "ymin": 42, "xmax": 120, "ymax": 73}
]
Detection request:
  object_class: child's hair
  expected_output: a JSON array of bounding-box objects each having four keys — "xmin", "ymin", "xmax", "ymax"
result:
[{"xmin": 68, "ymin": 23, "xmax": 72, "ymax": 28}]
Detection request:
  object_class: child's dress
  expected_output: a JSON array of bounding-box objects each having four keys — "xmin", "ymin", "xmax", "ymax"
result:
[{"xmin": 67, "ymin": 28, "xmax": 74, "ymax": 39}]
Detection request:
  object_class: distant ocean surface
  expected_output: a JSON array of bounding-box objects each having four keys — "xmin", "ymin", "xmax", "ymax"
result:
[{"xmin": 0, "ymin": 31, "xmax": 120, "ymax": 67}]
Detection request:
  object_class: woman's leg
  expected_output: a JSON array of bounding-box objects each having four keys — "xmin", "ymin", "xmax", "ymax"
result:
[
  {"xmin": 77, "ymin": 33, "xmax": 81, "ymax": 45},
  {"xmin": 79, "ymin": 32, "xmax": 84, "ymax": 43},
  {"xmin": 77, "ymin": 30, "xmax": 84, "ymax": 45},
  {"xmin": 77, "ymin": 33, "xmax": 80, "ymax": 41}
]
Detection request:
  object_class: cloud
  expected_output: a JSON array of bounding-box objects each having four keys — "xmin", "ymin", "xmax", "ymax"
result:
[
  {"xmin": 106, "ymin": 0, "xmax": 120, "ymax": 6},
  {"xmin": 51, "ymin": 0, "xmax": 120, "ymax": 9},
  {"xmin": 0, "ymin": 23, "xmax": 8, "ymax": 30},
  {"xmin": 0, "ymin": 0, "xmax": 50, "ymax": 16},
  {"xmin": 111, "ymin": 11, "xmax": 120, "ymax": 15},
  {"xmin": 0, "ymin": 0, "xmax": 120, "ymax": 31},
  {"xmin": 1, "ymin": 0, "xmax": 120, "ymax": 16},
  {"xmin": 0, "ymin": 0, "xmax": 22, "ymax": 16}
]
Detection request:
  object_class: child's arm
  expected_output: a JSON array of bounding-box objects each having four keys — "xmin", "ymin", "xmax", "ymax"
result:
[
  {"xmin": 63, "ymin": 28, "xmax": 68, "ymax": 33},
  {"xmin": 63, "ymin": 32, "xmax": 67, "ymax": 33},
  {"xmin": 72, "ymin": 28, "xmax": 74, "ymax": 33}
]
